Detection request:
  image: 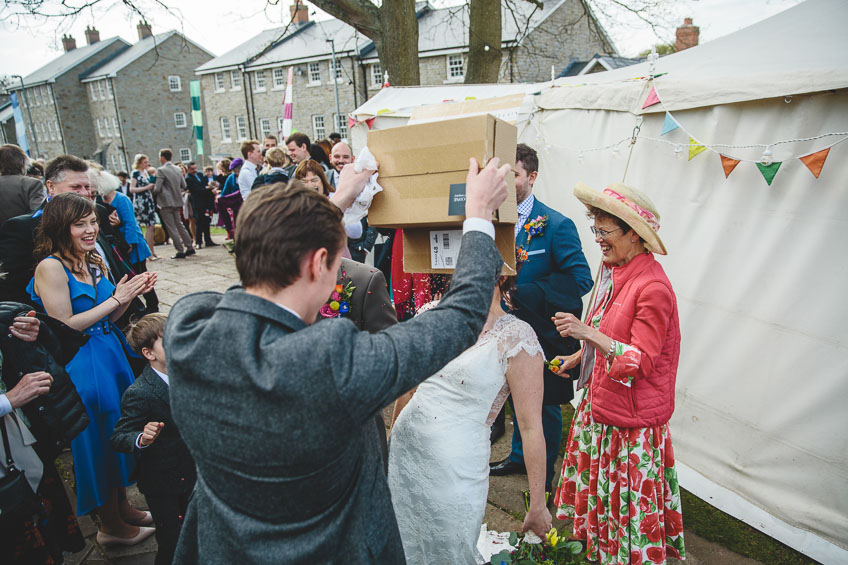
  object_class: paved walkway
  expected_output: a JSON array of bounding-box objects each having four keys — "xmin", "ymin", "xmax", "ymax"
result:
[{"xmin": 62, "ymin": 235, "xmax": 759, "ymax": 564}]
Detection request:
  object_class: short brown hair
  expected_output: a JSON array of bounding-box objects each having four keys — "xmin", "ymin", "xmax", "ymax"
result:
[
  {"xmin": 159, "ymin": 148, "xmax": 173, "ymax": 161},
  {"xmin": 127, "ymin": 313, "xmax": 168, "ymax": 355},
  {"xmin": 515, "ymin": 143, "xmax": 538, "ymax": 175},
  {"xmin": 235, "ymin": 182, "xmax": 345, "ymax": 291},
  {"xmin": 294, "ymin": 159, "xmax": 332, "ymax": 196},
  {"xmin": 44, "ymin": 154, "xmax": 88, "ymax": 185},
  {"xmin": 265, "ymin": 147, "xmax": 288, "ymax": 168},
  {"xmin": 285, "ymin": 132, "xmax": 310, "ymax": 149},
  {"xmin": 240, "ymin": 140, "xmax": 259, "ymax": 159},
  {"xmin": 0, "ymin": 144, "xmax": 28, "ymax": 175}
]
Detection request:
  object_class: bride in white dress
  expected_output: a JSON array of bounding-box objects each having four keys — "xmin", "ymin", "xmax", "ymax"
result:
[{"xmin": 387, "ymin": 277, "xmax": 552, "ymax": 564}]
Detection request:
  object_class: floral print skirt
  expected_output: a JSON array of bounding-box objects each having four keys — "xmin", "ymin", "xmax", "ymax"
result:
[{"xmin": 553, "ymin": 388, "xmax": 685, "ymax": 564}]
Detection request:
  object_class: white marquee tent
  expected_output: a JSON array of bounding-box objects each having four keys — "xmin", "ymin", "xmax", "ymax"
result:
[{"xmin": 350, "ymin": 1, "xmax": 848, "ymax": 562}]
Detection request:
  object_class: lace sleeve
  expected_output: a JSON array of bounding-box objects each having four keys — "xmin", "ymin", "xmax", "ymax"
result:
[{"xmin": 499, "ymin": 316, "xmax": 544, "ymax": 362}]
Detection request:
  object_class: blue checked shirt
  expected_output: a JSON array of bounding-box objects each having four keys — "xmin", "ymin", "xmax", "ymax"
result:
[{"xmin": 514, "ymin": 193, "xmax": 535, "ymax": 237}]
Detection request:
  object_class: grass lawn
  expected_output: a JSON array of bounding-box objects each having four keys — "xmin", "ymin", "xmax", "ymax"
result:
[{"xmin": 557, "ymin": 405, "xmax": 815, "ymax": 564}]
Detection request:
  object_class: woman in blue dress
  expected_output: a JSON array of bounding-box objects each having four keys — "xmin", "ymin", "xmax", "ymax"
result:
[{"xmin": 27, "ymin": 192, "xmax": 158, "ymax": 547}]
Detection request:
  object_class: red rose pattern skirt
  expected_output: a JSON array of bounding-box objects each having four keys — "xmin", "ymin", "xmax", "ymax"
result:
[{"xmin": 553, "ymin": 387, "xmax": 685, "ymax": 564}]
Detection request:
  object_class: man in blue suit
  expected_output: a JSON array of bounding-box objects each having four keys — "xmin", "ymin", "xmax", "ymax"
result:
[{"xmin": 490, "ymin": 143, "xmax": 593, "ymax": 494}]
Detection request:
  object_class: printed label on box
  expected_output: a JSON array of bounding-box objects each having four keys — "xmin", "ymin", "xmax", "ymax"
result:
[
  {"xmin": 448, "ymin": 183, "xmax": 466, "ymax": 216},
  {"xmin": 429, "ymin": 229, "xmax": 463, "ymax": 269}
]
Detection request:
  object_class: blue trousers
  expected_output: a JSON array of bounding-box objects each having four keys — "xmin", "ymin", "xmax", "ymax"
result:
[{"xmin": 507, "ymin": 397, "xmax": 562, "ymax": 490}]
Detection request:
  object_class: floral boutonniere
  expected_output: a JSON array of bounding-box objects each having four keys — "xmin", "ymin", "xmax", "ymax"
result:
[
  {"xmin": 523, "ymin": 215, "xmax": 549, "ymax": 242},
  {"xmin": 516, "ymin": 247, "xmax": 529, "ymax": 265},
  {"xmin": 320, "ymin": 277, "xmax": 356, "ymax": 318}
]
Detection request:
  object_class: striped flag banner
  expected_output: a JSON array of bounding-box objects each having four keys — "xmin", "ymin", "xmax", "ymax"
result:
[
  {"xmin": 281, "ymin": 67, "xmax": 294, "ymax": 139},
  {"xmin": 190, "ymin": 80, "xmax": 204, "ymax": 156}
]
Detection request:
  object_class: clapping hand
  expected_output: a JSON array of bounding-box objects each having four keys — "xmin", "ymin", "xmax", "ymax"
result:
[
  {"xmin": 139, "ymin": 421, "xmax": 164, "ymax": 446},
  {"xmin": 113, "ymin": 272, "xmax": 156, "ymax": 305},
  {"xmin": 109, "ymin": 210, "xmax": 121, "ymax": 227},
  {"xmin": 9, "ymin": 310, "xmax": 40, "ymax": 342}
]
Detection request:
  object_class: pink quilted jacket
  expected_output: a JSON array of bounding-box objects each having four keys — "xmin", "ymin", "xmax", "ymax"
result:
[{"xmin": 590, "ymin": 252, "xmax": 681, "ymax": 428}]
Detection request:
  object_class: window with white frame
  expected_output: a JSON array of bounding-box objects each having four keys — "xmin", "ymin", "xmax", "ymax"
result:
[
  {"xmin": 215, "ymin": 73, "xmax": 225, "ymax": 91},
  {"xmin": 112, "ymin": 117, "xmax": 120, "ymax": 136},
  {"xmin": 221, "ymin": 117, "xmax": 232, "ymax": 141},
  {"xmin": 42, "ymin": 86, "xmax": 48, "ymax": 105},
  {"xmin": 255, "ymin": 70, "xmax": 266, "ymax": 91},
  {"xmin": 97, "ymin": 118, "xmax": 104, "ymax": 137},
  {"xmin": 90, "ymin": 83, "xmax": 98, "ymax": 100},
  {"xmin": 260, "ymin": 118, "xmax": 271, "ymax": 138},
  {"xmin": 370, "ymin": 63, "xmax": 382, "ymax": 87},
  {"xmin": 447, "ymin": 54, "xmax": 465, "ymax": 80},
  {"xmin": 179, "ymin": 148, "xmax": 191, "ymax": 162},
  {"xmin": 106, "ymin": 81, "xmax": 114, "ymax": 99},
  {"xmin": 236, "ymin": 116, "xmax": 247, "ymax": 140},
  {"xmin": 104, "ymin": 118, "xmax": 112, "ymax": 137},
  {"xmin": 333, "ymin": 113, "xmax": 347, "ymax": 138},
  {"xmin": 111, "ymin": 154, "xmax": 118, "ymax": 171},
  {"xmin": 55, "ymin": 120, "xmax": 62, "ymax": 141},
  {"xmin": 98, "ymin": 81, "xmax": 106, "ymax": 100},
  {"xmin": 32, "ymin": 90, "xmax": 39, "ymax": 107},
  {"xmin": 119, "ymin": 153, "xmax": 127, "ymax": 170},
  {"xmin": 312, "ymin": 115, "xmax": 325, "ymax": 140},
  {"xmin": 47, "ymin": 86, "xmax": 54, "ymax": 104},
  {"xmin": 48, "ymin": 121, "xmax": 55, "ymax": 140},
  {"xmin": 329, "ymin": 59, "xmax": 343, "ymax": 81},
  {"xmin": 273, "ymin": 68, "xmax": 285, "ymax": 89},
  {"xmin": 35, "ymin": 123, "xmax": 41, "ymax": 142},
  {"xmin": 42, "ymin": 123, "xmax": 48, "ymax": 141},
  {"xmin": 308, "ymin": 62, "xmax": 321, "ymax": 84},
  {"xmin": 277, "ymin": 117, "xmax": 284, "ymax": 136},
  {"xmin": 174, "ymin": 112, "xmax": 187, "ymax": 128},
  {"xmin": 36, "ymin": 87, "xmax": 43, "ymax": 106},
  {"xmin": 168, "ymin": 76, "xmax": 182, "ymax": 92},
  {"xmin": 231, "ymin": 70, "xmax": 242, "ymax": 90}
]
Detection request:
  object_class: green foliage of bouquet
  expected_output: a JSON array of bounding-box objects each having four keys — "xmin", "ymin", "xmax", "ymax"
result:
[{"xmin": 490, "ymin": 528, "xmax": 585, "ymax": 565}]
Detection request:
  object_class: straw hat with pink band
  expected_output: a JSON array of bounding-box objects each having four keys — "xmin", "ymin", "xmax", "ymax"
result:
[{"xmin": 573, "ymin": 182, "xmax": 667, "ymax": 255}]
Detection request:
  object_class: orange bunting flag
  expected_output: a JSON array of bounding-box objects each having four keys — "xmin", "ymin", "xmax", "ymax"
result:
[
  {"xmin": 642, "ymin": 86, "xmax": 660, "ymax": 109},
  {"xmin": 720, "ymin": 155, "xmax": 740, "ymax": 178},
  {"xmin": 799, "ymin": 147, "xmax": 830, "ymax": 178}
]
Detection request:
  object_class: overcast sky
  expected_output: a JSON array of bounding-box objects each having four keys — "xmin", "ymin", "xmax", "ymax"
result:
[{"xmin": 1, "ymin": 0, "xmax": 803, "ymax": 79}]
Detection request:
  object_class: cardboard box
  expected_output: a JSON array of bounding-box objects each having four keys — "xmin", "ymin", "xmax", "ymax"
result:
[
  {"xmin": 367, "ymin": 113, "xmax": 518, "ymax": 228},
  {"xmin": 402, "ymin": 224, "xmax": 516, "ymax": 275}
]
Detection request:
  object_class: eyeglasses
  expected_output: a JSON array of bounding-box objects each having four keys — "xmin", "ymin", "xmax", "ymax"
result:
[{"xmin": 590, "ymin": 226, "xmax": 623, "ymax": 239}]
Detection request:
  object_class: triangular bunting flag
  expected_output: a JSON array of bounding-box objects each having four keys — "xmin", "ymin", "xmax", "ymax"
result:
[
  {"xmin": 720, "ymin": 155, "xmax": 740, "ymax": 178},
  {"xmin": 688, "ymin": 137, "xmax": 706, "ymax": 160},
  {"xmin": 799, "ymin": 147, "xmax": 830, "ymax": 178},
  {"xmin": 348, "ymin": 116, "xmax": 356, "ymax": 130},
  {"xmin": 642, "ymin": 86, "xmax": 660, "ymax": 109},
  {"xmin": 756, "ymin": 161, "xmax": 782, "ymax": 186},
  {"xmin": 661, "ymin": 112, "xmax": 679, "ymax": 136},
  {"xmin": 365, "ymin": 117, "xmax": 376, "ymax": 130}
]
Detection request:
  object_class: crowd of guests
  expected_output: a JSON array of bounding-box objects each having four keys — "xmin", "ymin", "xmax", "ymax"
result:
[{"xmin": 0, "ymin": 133, "xmax": 684, "ymax": 565}]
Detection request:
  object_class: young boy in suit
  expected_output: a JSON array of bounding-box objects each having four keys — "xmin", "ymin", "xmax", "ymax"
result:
[{"xmin": 111, "ymin": 313, "xmax": 196, "ymax": 565}]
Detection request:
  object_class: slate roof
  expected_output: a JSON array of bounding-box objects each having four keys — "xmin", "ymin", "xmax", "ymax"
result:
[
  {"xmin": 195, "ymin": 24, "xmax": 313, "ymax": 74},
  {"xmin": 20, "ymin": 37, "xmax": 130, "ymax": 86},
  {"xmin": 558, "ymin": 54, "xmax": 644, "ymax": 77}
]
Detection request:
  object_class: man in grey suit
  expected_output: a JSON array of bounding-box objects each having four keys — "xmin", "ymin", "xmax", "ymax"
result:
[
  {"xmin": 165, "ymin": 158, "xmax": 510, "ymax": 563},
  {"xmin": 152, "ymin": 148, "xmax": 194, "ymax": 259},
  {"xmin": 0, "ymin": 144, "xmax": 44, "ymax": 226}
]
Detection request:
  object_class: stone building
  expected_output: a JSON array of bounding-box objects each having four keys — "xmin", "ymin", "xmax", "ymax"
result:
[
  {"xmin": 80, "ymin": 23, "xmax": 215, "ymax": 171},
  {"xmin": 8, "ymin": 32, "xmax": 130, "ymax": 160},
  {"xmin": 197, "ymin": 0, "xmax": 614, "ymax": 158}
]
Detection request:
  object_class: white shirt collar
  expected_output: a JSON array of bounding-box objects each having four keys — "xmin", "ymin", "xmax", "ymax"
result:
[
  {"xmin": 151, "ymin": 367, "xmax": 169, "ymax": 386},
  {"xmin": 275, "ymin": 302, "xmax": 303, "ymax": 321}
]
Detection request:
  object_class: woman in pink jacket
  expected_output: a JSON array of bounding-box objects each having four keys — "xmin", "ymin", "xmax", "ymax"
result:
[{"xmin": 550, "ymin": 182, "xmax": 684, "ymax": 565}]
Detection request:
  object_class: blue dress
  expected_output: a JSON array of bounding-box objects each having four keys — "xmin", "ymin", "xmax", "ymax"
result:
[
  {"xmin": 112, "ymin": 192, "xmax": 152, "ymax": 264},
  {"xmin": 27, "ymin": 257, "xmax": 136, "ymax": 516}
]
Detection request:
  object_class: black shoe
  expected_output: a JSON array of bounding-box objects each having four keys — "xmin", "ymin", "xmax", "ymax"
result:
[
  {"xmin": 171, "ymin": 252, "xmax": 186, "ymax": 259},
  {"xmin": 185, "ymin": 248, "xmax": 196, "ymax": 256},
  {"xmin": 205, "ymin": 241, "xmax": 219, "ymax": 247},
  {"xmin": 490, "ymin": 421, "xmax": 505, "ymax": 444},
  {"xmin": 489, "ymin": 458, "xmax": 526, "ymax": 476}
]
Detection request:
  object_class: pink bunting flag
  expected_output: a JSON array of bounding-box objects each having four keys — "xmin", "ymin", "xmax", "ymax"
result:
[
  {"xmin": 642, "ymin": 86, "xmax": 660, "ymax": 109},
  {"xmin": 366, "ymin": 117, "xmax": 376, "ymax": 130},
  {"xmin": 348, "ymin": 116, "xmax": 356, "ymax": 130}
]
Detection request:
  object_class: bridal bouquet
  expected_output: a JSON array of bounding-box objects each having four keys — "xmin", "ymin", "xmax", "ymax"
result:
[{"xmin": 490, "ymin": 528, "xmax": 585, "ymax": 565}]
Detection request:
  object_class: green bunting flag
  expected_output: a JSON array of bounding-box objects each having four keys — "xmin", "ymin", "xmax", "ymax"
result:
[
  {"xmin": 755, "ymin": 161, "xmax": 782, "ymax": 185},
  {"xmin": 190, "ymin": 80, "xmax": 203, "ymax": 156}
]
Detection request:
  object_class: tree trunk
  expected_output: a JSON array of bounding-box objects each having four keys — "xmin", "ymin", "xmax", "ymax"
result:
[
  {"xmin": 465, "ymin": 0, "xmax": 502, "ymax": 84},
  {"xmin": 376, "ymin": 0, "xmax": 420, "ymax": 85}
]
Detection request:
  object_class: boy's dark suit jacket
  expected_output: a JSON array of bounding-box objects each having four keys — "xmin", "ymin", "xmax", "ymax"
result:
[
  {"xmin": 165, "ymin": 231, "xmax": 502, "ymax": 564},
  {"xmin": 111, "ymin": 365, "xmax": 196, "ymax": 496}
]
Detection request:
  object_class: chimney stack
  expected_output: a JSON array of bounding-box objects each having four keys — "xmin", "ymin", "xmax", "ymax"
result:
[
  {"xmin": 62, "ymin": 34, "xmax": 77, "ymax": 52},
  {"xmin": 85, "ymin": 26, "xmax": 100, "ymax": 45},
  {"xmin": 290, "ymin": 2, "xmax": 309, "ymax": 24},
  {"xmin": 137, "ymin": 21, "xmax": 153, "ymax": 40},
  {"xmin": 675, "ymin": 17, "xmax": 699, "ymax": 52}
]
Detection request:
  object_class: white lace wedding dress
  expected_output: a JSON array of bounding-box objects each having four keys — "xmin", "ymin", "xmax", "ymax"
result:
[{"xmin": 387, "ymin": 314, "xmax": 543, "ymax": 565}]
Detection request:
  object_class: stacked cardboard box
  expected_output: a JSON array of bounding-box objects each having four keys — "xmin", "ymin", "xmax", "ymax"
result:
[{"xmin": 367, "ymin": 114, "xmax": 518, "ymax": 274}]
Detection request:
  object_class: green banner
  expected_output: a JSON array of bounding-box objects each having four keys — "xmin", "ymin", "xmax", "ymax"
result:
[{"xmin": 190, "ymin": 80, "xmax": 203, "ymax": 156}]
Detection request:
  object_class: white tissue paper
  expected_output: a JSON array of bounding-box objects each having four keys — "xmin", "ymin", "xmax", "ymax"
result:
[
  {"xmin": 476, "ymin": 524, "xmax": 518, "ymax": 563},
  {"xmin": 343, "ymin": 146, "xmax": 383, "ymax": 225}
]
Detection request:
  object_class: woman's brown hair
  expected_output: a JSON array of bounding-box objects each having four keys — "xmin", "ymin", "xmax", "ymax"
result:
[
  {"xmin": 294, "ymin": 159, "xmax": 332, "ymax": 196},
  {"xmin": 34, "ymin": 192, "xmax": 108, "ymax": 277}
]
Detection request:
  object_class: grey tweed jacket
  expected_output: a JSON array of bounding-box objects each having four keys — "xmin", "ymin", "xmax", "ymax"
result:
[{"xmin": 165, "ymin": 230, "xmax": 502, "ymax": 564}]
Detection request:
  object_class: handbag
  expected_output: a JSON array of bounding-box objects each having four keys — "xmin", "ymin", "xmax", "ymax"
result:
[{"xmin": 0, "ymin": 417, "xmax": 42, "ymax": 515}]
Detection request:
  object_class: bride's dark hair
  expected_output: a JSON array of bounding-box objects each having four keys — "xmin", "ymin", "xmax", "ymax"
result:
[{"xmin": 498, "ymin": 274, "xmax": 518, "ymax": 311}]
